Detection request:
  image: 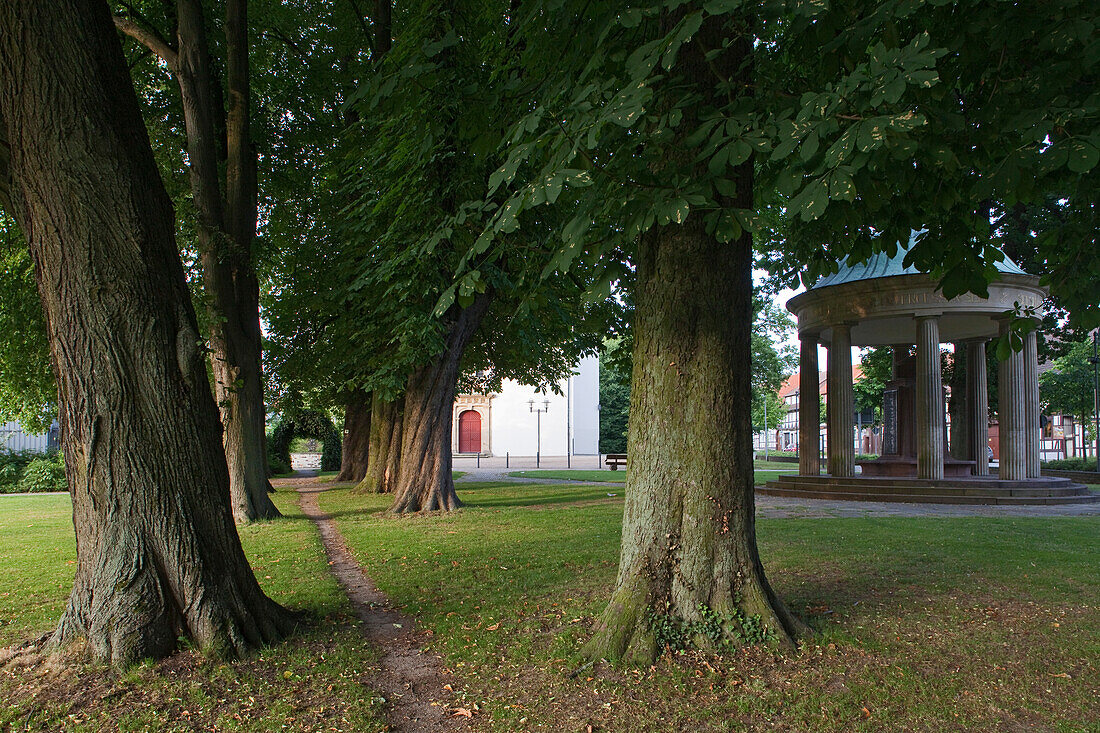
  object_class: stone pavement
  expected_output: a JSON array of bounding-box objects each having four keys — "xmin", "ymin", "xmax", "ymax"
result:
[{"xmin": 454, "ymin": 467, "xmax": 1100, "ymax": 519}]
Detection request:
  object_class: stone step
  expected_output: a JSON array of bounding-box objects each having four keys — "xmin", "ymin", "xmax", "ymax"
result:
[
  {"xmin": 763, "ymin": 480, "xmax": 1089, "ymax": 498},
  {"xmin": 778, "ymin": 475, "xmax": 1079, "ymax": 490},
  {"xmin": 756, "ymin": 487, "xmax": 1100, "ymax": 505}
]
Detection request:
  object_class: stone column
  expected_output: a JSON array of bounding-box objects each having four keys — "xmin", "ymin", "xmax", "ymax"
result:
[
  {"xmin": 998, "ymin": 322, "xmax": 1028, "ymax": 480},
  {"xmin": 798, "ymin": 333, "xmax": 820, "ymax": 476},
  {"xmin": 915, "ymin": 316, "xmax": 944, "ymax": 480},
  {"xmin": 965, "ymin": 339, "xmax": 989, "ymax": 475},
  {"xmin": 826, "ymin": 324, "xmax": 854, "ymax": 478},
  {"xmin": 1024, "ymin": 329, "xmax": 1041, "ymax": 477}
]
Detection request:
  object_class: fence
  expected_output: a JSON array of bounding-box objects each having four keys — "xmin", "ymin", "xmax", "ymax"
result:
[{"xmin": 0, "ymin": 421, "xmax": 59, "ymax": 454}]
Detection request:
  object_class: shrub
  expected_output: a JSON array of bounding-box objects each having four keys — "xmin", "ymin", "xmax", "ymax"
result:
[
  {"xmin": 267, "ymin": 453, "xmax": 292, "ymax": 477},
  {"xmin": 1042, "ymin": 457, "xmax": 1099, "ymax": 472},
  {"xmin": 0, "ymin": 449, "xmax": 50, "ymax": 493},
  {"xmin": 16, "ymin": 452, "xmax": 67, "ymax": 493},
  {"xmin": 0, "ymin": 462, "xmax": 21, "ymax": 490}
]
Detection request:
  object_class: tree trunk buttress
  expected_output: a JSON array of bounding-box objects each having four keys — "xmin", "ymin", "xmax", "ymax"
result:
[
  {"xmin": 176, "ymin": 0, "xmax": 277, "ymax": 523},
  {"xmin": 0, "ymin": 0, "xmax": 293, "ymax": 667},
  {"xmin": 389, "ymin": 295, "xmax": 491, "ymax": 513},
  {"xmin": 582, "ymin": 14, "xmax": 805, "ymax": 665},
  {"xmin": 337, "ymin": 389, "xmax": 372, "ymax": 482}
]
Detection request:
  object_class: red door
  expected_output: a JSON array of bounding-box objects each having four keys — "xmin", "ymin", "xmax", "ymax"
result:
[{"xmin": 458, "ymin": 410, "xmax": 481, "ymax": 453}]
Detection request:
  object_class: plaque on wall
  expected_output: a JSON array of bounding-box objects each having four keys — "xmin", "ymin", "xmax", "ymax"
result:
[{"xmin": 882, "ymin": 388, "xmax": 899, "ymax": 455}]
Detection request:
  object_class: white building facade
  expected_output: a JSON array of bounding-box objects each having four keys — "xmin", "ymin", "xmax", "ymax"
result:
[{"xmin": 451, "ymin": 355, "xmax": 600, "ymax": 457}]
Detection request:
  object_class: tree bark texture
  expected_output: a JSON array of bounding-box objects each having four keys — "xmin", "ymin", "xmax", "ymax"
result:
[
  {"xmin": 583, "ymin": 14, "xmax": 805, "ymax": 665},
  {"xmin": 0, "ymin": 0, "xmax": 292, "ymax": 667},
  {"xmin": 357, "ymin": 395, "xmax": 403, "ymax": 493},
  {"xmin": 173, "ymin": 0, "xmax": 277, "ymax": 522},
  {"xmin": 337, "ymin": 390, "xmax": 372, "ymax": 482},
  {"xmin": 389, "ymin": 295, "xmax": 491, "ymax": 513}
]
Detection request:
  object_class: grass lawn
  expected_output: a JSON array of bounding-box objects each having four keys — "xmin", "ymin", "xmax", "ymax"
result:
[
  {"xmin": 2, "ymin": 480, "xmax": 1097, "ymax": 731},
  {"xmin": 320, "ymin": 481, "xmax": 1100, "ymax": 732},
  {"xmin": 0, "ymin": 489, "xmax": 387, "ymax": 732}
]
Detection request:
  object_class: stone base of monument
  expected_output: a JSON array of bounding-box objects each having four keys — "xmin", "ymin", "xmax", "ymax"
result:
[
  {"xmin": 858, "ymin": 455, "xmax": 975, "ymax": 477},
  {"xmin": 759, "ymin": 474, "xmax": 1100, "ymax": 505}
]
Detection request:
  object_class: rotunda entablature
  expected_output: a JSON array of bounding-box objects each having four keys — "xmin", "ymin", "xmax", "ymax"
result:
[{"xmin": 788, "ymin": 272, "xmax": 1046, "ymax": 346}]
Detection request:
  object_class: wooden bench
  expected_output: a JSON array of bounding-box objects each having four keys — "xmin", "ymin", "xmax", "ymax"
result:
[{"xmin": 605, "ymin": 453, "xmax": 628, "ymax": 470}]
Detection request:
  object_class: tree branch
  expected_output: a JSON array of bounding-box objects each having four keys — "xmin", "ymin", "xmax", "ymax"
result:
[{"xmin": 112, "ymin": 15, "xmax": 178, "ymax": 71}]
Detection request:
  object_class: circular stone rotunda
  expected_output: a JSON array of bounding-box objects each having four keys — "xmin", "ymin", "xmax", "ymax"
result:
[{"xmin": 762, "ymin": 237, "xmax": 1098, "ymax": 505}]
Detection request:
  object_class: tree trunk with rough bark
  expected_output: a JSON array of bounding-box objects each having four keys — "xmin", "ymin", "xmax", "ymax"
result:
[
  {"xmin": 114, "ymin": 0, "xmax": 277, "ymax": 522},
  {"xmin": 389, "ymin": 295, "xmax": 491, "ymax": 513},
  {"xmin": 184, "ymin": 0, "xmax": 278, "ymax": 522},
  {"xmin": 337, "ymin": 390, "xmax": 372, "ymax": 482},
  {"xmin": 0, "ymin": 0, "xmax": 293, "ymax": 668},
  {"xmin": 582, "ymin": 14, "xmax": 805, "ymax": 665},
  {"xmin": 356, "ymin": 395, "xmax": 402, "ymax": 493}
]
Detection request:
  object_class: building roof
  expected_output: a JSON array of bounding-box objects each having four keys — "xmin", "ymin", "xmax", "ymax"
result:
[
  {"xmin": 812, "ymin": 231, "xmax": 1028, "ymax": 290},
  {"xmin": 778, "ymin": 365, "xmax": 864, "ymax": 399}
]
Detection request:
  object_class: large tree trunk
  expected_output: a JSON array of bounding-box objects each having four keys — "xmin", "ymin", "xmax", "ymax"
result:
[
  {"xmin": 582, "ymin": 14, "xmax": 805, "ymax": 665},
  {"xmin": 0, "ymin": 0, "xmax": 292, "ymax": 667},
  {"xmin": 357, "ymin": 395, "xmax": 403, "ymax": 493},
  {"xmin": 389, "ymin": 296, "xmax": 491, "ymax": 513},
  {"xmin": 175, "ymin": 0, "xmax": 277, "ymax": 522},
  {"xmin": 337, "ymin": 389, "xmax": 372, "ymax": 482}
]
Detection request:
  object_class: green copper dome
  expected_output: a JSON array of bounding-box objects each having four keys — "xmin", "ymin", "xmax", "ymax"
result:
[{"xmin": 812, "ymin": 231, "xmax": 1028, "ymax": 290}]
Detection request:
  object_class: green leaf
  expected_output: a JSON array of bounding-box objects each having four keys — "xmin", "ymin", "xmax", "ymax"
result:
[
  {"xmin": 662, "ymin": 13, "xmax": 703, "ymax": 71},
  {"xmin": 727, "ymin": 139, "xmax": 752, "ymax": 166},
  {"xmin": 714, "ymin": 211, "xmax": 742, "ymax": 243},
  {"xmin": 824, "ymin": 129, "xmax": 855, "ymax": 166},
  {"xmin": 800, "ymin": 131, "xmax": 820, "ymax": 161},
  {"xmin": 857, "ymin": 121, "xmax": 886, "ymax": 152},
  {"xmin": 771, "ymin": 136, "xmax": 800, "ymax": 161},
  {"xmin": 799, "ymin": 179, "xmax": 828, "ymax": 221},
  {"xmin": 708, "ymin": 145, "xmax": 730, "ymax": 176},
  {"xmin": 830, "ymin": 170, "xmax": 856, "ymax": 202},
  {"xmin": 1066, "ymin": 141, "xmax": 1099, "ymax": 173}
]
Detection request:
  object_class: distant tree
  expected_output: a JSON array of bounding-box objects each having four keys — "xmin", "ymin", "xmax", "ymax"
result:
[
  {"xmin": 853, "ymin": 347, "xmax": 894, "ymax": 421},
  {"xmin": 750, "ymin": 296, "xmax": 797, "ymax": 432},
  {"xmin": 0, "ymin": 218, "xmax": 53, "ymax": 433},
  {"xmin": 599, "ymin": 340, "xmax": 631, "ymax": 454},
  {"xmin": 1040, "ymin": 339, "xmax": 1098, "ymax": 440}
]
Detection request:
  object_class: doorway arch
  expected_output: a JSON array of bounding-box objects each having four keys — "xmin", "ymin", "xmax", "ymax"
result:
[{"xmin": 458, "ymin": 409, "xmax": 482, "ymax": 453}]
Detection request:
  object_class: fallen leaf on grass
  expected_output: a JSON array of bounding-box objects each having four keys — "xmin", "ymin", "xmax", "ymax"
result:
[
  {"xmin": 862, "ymin": 707, "xmax": 872, "ymax": 719},
  {"xmin": 486, "ymin": 623, "xmax": 500, "ymax": 631},
  {"xmin": 1049, "ymin": 672, "xmax": 1072, "ymax": 679},
  {"xmin": 452, "ymin": 708, "xmax": 474, "ymax": 718}
]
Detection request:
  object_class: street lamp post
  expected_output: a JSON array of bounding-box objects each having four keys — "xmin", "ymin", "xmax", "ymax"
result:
[{"xmin": 529, "ymin": 398, "xmax": 550, "ymax": 468}]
